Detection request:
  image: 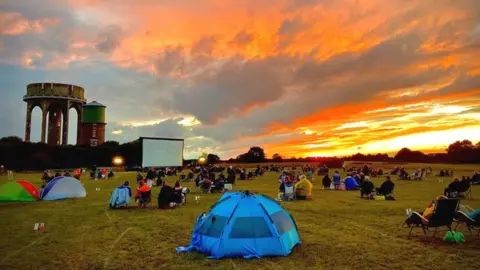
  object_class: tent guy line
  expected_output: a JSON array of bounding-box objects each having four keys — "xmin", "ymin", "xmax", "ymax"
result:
[
  {"xmin": 103, "ymin": 227, "xmax": 133, "ymax": 269},
  {"xmin": 1, "ymin": 234, "xmax": 49, "ymax": 263}
]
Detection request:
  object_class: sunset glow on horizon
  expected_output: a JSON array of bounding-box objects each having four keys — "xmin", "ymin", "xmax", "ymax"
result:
[{"xmin": 1, "ymin": 0, "xmax": 480, "ymax": 159}]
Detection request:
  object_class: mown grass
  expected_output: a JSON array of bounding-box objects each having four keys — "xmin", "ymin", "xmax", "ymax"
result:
[{"xmin": 0, "ymin": 166, "xmax": 479, "ymax": 270}]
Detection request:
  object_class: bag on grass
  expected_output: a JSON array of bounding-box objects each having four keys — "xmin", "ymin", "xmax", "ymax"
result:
[{"xmin": 443, "ymin": 231, "xmax": 465, "ymax": 243}]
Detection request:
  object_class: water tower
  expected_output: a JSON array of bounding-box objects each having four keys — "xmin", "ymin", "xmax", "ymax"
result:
[
  {"xmin": 23, "ymin": 83, "xmax": 86, "ymax": 145},
  {"xmin": 79, "ymin": 101, "xmax": 106, "ymax": 147}
]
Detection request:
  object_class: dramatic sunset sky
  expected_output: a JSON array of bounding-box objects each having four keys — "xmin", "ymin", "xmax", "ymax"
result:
[{"xmin": 1, "ymin": 0, "xmax": 480, "ymax": 159}]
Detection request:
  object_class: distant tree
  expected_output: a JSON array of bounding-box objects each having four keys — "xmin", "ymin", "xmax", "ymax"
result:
[
  {"xmin": 0, "ymin": 136, "xmax": 23, "ymax": 145},
  {"xmin": 207, "ymin": 153, "xmax": 220, "ymax": 164},
  {"xmin": 236, "ymin": 146, "xmax": 266, "ymax": 163},
  {"xmin": 272, "ymin": 153, "xmax": 283, "ymax": 162},
  {"xmin": 394, "ymin": 148, "xmax": 427, "ymax": 162},
  {"xmin": 447, "ymin": 140, "xmax": 477, "ymax": 163},
  {"xmin": 247, "ymin": 146, "xmax": 266, "ymax": 162},
  {"xmin": 103, "ymin": 141, "xmax": 120, "ymax": 147}
]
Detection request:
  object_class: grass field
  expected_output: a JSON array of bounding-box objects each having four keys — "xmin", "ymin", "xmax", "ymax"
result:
[{"xmin": 1, "ymin": 166, "xmax": 480, "ymax": 270}]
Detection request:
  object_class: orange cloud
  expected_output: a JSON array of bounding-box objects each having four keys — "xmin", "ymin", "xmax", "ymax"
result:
[
  {"xmin": 0, "ymin": 12, "xmax": 60, "ymax": 35},
  {"xmin": 4, "ymin": 0, "xmax": 480, "ymax": 159}
]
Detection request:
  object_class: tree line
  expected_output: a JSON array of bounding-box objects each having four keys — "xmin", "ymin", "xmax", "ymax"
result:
[{"xmin": 0, "ymin": 136, "xmax": 479, "ymax": 171}]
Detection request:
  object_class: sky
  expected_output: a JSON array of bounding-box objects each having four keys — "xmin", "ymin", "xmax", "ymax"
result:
[{"xmin": 1, "ymin": 0, "xmax": 480, "ymax": 159}]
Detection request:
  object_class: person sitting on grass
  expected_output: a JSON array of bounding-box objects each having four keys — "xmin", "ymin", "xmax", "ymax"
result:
[
  {"xmin": 360, "ymin": 176, "xmax": 375, "ymax": 199},
  {"xmin": 420, "ymin": 195, "xmax": 448, "ymax": 223},
  {"xmin": 322, "ymin": 174, "xmax": 332, "ymax": 189},
  {"xmin": 376, "ymin": 176, "xmax": 395, "ymax": 196},
  {"xmin": 118, "ymin": 181, "xmax": 132, "ymax": 197},
  {"xmin": 135, "ymin": 180, "xmax": 151, "ymax": 207},
  {"xmin": 199, "ymin": 177, "xmax": 212, "ymax": 193},
  {"xmin": 211, "ymin": 177, "xmax": 225, "ymax": 193},
  {"xmin": 174, "ymin": 181, "xmax": 182, "ymax": 191},
  {"xmin": 333, "ymin": 171, "xmax": 341, "ymax": 190},
  {"xmin": 136, "ymin": 171, "xmax": 143, "ymax": 183},
  {"xmin": 444, "ymin": 177, "xmax": 461, "ymax": 198},
  {"xmin": 218, "ymin": 172, "xmax": 226, "ymax": 181},
  {"xmin": 110, "ymin": 181, "xmax": 132, "ymax": 208},
  {"xmin": 295, "ymin": 175, "xmax": 313, "ymax": 200},
  {"xmin": 458, "ymin": 204, "xmax": 480, "ymax": 219},
  {"xmin": 405, "ymin": 195, "xmax": 447, "ymax": 226},
  {"xmin": 472, "ymin": 171, "xmax": 480, "ymax": 185},
  {"xmin": 240, "ymin": 170, "xmax": 247, "ymax": 180}
]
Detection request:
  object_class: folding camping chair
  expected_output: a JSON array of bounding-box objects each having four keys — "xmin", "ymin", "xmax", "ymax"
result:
[
  {"xmin": 138, "ymin": 190, "xmax": 151, "ymax": 208},
  {"xmin": 402, "ymin": 198, "xmax": 459, "ymax": 238},
  {"xmin": 224, "ymin": 183, "xmax": 233, "ymax": 191},
  {"xmin": 283, "ymin": 185, "xmax": 296, "ymax": 201},
  {"xmin": 457, "ymin": 181, "xmax": 473, "ymax": 200},
  {"xmin": 455, "ymin": 211, "xmax": 480, "ymax": 236}
]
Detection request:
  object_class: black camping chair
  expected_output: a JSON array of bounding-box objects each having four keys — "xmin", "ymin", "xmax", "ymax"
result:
[
  {"xmin": 172, "ymin": 188, "xmax": 183, "ymax": 205},
  {"xmin": 455, "ymin": 211, "xmax": 480, "ymax": 235},
  {"xmin": 457, "ymin": 180, "xmax": 472, "ymax": 200},
  {"xmin": 158, "ymin": 186, "xmax": 174, "ymax": 209},
  {"xmin": 138, "ymin": 190, "xmax": 151, "ymax": 208},
  {"xmin": 403, "ymin": 198, "xmax": 459, "ymax": 238}
]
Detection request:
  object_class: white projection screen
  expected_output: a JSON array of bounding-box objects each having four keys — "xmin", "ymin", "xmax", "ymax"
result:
[{"xmin": 141, "ymin": 137, "xmax": 184, "ymax": 167}]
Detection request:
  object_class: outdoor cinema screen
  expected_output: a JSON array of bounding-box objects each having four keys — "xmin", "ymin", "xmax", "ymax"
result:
[{"xmin": 141, "ymin": 137, "xmax": 184, "ymax": 167}]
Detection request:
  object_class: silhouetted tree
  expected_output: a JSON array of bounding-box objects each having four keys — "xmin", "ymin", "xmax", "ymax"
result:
[
  {"xmin": 0, "ymin": 136, "xmax": 478, "ymax": 170},
  {"xmin": 447, "ymin": 140, "xmax": 478, "ymax": 163},
  {"xmin": 272, "ymin": 153, "xmax": 283, "ymax": 162},
  {"xmin": 207, "ymin": 153, "xmax": 220, "ymax": 164},
  {"xmin": 235, "ymin": 146, "xmax": 266, "ymax": 163},
  {"xmin": 394, "ymin": 148, "xmax": 428, "ymax": 162}
]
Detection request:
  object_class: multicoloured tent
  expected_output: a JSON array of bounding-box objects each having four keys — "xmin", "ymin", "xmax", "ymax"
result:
[
  {"xmin": 41, "ymin": 176, "xmax": 86, "ymax": 201},
  {"xmin": 0, "ymin": 180, "xmax": 40, "ymax": 202},
  {"xmin": 177, "ymin": 191, "xmax": 301, "ymax": 259}
]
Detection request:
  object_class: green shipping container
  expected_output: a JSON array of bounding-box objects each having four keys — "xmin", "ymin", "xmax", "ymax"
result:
[{"xmin": 82, "ymin": 101, "xmax": 106, "ymax": 123}]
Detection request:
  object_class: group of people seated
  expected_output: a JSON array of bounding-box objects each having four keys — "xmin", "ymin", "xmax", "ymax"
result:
[
  {"xmin": 405, "ymin": 195, "xmax": 479, "ymax": 226},
  {"xmin": 278, "ymin": 172, "xmax": 313, "ymax": 201},
  {"xmin": 42, "ymin": 169, "xmax": 82, "ymax": 182},
  {"xmin": 110, "ymin": 178, "xmax": 189, "ymax": 209},
  {"xmin": 437, "ymin": 169, "xmax": 454, "ymax": 177},
  {"xmin": 89, "ymin": 167, "xmax": 114, "ymax": 180},
  {"xmin": 443, "ymin": 177, "xmax": 472, "ymax": 198},
  {"xmin": 321, "ymin": 171, "xmax": 363, "ymax": 190},
  {"xmin": 473, "ymin": 171, "xmax": 480, "ymax": 185},
  {"xmin": 320, "ymin": 171, "xmax": 395, "ymax": 199},
  {"xmin": 359, "ymin": 176, "xmax": 396, "ymax": 200}
]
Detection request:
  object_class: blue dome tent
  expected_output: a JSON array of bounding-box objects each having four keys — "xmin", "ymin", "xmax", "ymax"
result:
[
  {"xmin": 41, "ymin": 177, "xmax": 87, "ymax": 201},
  {"xmin": 344, "ymin": 176, "xmax": 359, "ymax": 190},
  {"xmin": 177, "ymin": 191, "xmax": 301, "ymax": 259}
]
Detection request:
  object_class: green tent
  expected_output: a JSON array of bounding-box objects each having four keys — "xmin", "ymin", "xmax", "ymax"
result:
[{"xmin": 0, "ymin": 181, "xmax": 40, "ymax": 202}]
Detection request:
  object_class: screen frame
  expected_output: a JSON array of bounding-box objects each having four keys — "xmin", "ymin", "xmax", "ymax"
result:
[{"xmin": 140, "ymin": 137, "xmax": 185, "ymax": 168}]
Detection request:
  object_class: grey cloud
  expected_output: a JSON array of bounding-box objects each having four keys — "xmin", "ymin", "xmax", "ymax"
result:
[
  {"xmin": 154, "ymin": 46, "xmax": 186, "ymax": 76},
  {"xmin": 95, "ymin": 25, "xmax": 123, "ymax": 53},
  {"xmin": 191, "ymin": 36, "xmax": 216, "ymax": 55},
  {"xmin": 152, "ymin": 32, "xmax": 460, "ymax": 142},
  {"xmin": 295, "ymin": 34, "xmax": 425, "ymax": 84},
  {"xmin": 278, "ymin": 17, "xmax": 307, "ymax": 36},
  {"xmin": 230, "ymin": 30, "xmax": 254, "ymax": 47},
  {"xmin": 192, "ymin": 67, "xmax": 454, "ymax": 143},
  {"xmin": 158, "ymin": 55, "xmax": 294, "ymax": 124}
]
